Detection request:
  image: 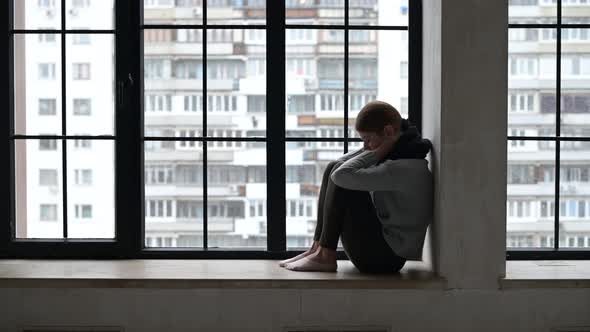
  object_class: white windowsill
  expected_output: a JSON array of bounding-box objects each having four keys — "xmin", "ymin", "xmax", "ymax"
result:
[
  {"xmin": 0, "ymin": 259, "xmax": 444, "ymax": 289},
  {"xmin": 502, "ymin": 260, "xmax": 590, "ymax": 289}
]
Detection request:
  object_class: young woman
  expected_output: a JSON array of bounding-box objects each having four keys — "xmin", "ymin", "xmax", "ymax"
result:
[{"xmin": 279, "ymin": 101, "xmax": 433, "ymax": 273}]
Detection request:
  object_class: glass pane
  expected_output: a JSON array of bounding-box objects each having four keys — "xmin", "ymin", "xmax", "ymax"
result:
[
  {"xmin": 144, "ymin": 29, "xmax": 203, "ymax": 137},
  {"xmin": 66, "ymin": 0, "xmax": 114, "ymax": 30},
  {"xmin": 207, "ymin": 29, "xmax": 266, "ymax": 137},
  {"xmin": 506, "ymin": 140, "xmax": 555, "ymax": 249},
  {"xmin": 286, "ymin": 29, "xmax": 343, "ymax": 138},
  {"xmin": 286, "ymin": 142, "xmax": 335, "ymax": 249},
  {"xmin": 15, "ymin": 139, "xmax": 64, "ymax": 239},
  {"xmin": 14, "ymin": 0, "xmax": 61, "ymax": 30},
  {"xmin": 286, "ymin": 0, "xmax": 344, "ymax": 25},
  {"xmin": 349, "ymin": 0, "xmax": 408, "ymax": 26},
  {"xmin": 67, "ymin": 140, "xmax": 115, "ymax": 239},
  {"xmin": 508, "ymin": 28, "xmax": 556, "ymax": 138},
  {"xmin": 561, "ymin": 28, "xmax": 590, "ymax": 137},
  {"xmin": 508, "ymin": 0, "xmax": 557, "ymax": 24},
  {"xmin": 66, "ymin": 34, "xmax": 115, "ymax": 135},
  {"xmin": 208, "ymin": 142, "xmax": 266, "ymax": 249},
  {"xmin": 144, "ymin": 0, "xmax": 203, "ymax": 25},
  {"xmin": 349, "ymin": 30, "xmax": 407, "ymax": 133},
  {"xmin": 14, "ymin": 34, "xmax": 62, "ymax": 135},
  {"xmin": 562, "ymin": 2, "xmax": 590, "ymax": 24},
  {"xmin": 559, "ymin": 141, "xmax": 590, "ymax": 250},
  {"xmin": 207, "ymin": 0, "xmax": 265, "ymax": 25},
  {"xmin": 144, "ymin": 141, "xmax": 204, "ymax": 248}
]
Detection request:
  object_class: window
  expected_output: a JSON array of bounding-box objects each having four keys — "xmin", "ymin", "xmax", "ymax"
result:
[
  {"xmin": 72, "ymin": 63, "xmax": 91, "ymax": 80},
  {"xmin": 38, "ymin": 32, "xmax": 57, "ymax": 43},
  {"xmin": 74, "ymin": 169, "xmax": 93, "ymax": 185},
  {"xmin": 508, "ymin": 4, "xmax": 590, "ymax": 259},
  {"xmin": 72, "ymin": 34, "xmax": 91, "ymax": 45},
  {"xmin": 38, "ymin": 63, "xmax": 56, "ymax": 79},
  {"xmin": 73, "ymin": 98, "xmax": 92, "ymax": 115},
  {"xmin": 5, "ymin": 1, "xmax": 421, "ymax": 258},
  {"xmin": 39, "ymin": 139, "xmax": 58, "ymax": 150},
  {"xmin": 400, "ymin": 61, "xmax": 408, "ymax": 79},
  {"xmin": 145, "ymin": 95, "xmax": 172, "ymax": 112},
  {"xmin": 73, "ymin": 139, "xmax": 92, "ymax": 149},
  {"xmin": 40, "ymin": 204, "xmax": 58, "ymax": 222},
  {"xmin": 74, "ymin": 204, "xmax": 93, "ymax": 219},
  {"xmin": 39, "ymin": 169, "xmax": 58, "ymax": 186},
  {"xmin": 39, "ymin": 98, "xmax": 57, "ymax": 115},
  {"xmin": 38, "ymin": 0, "xmax": 57, "ymax": 9},
  {"xmin": 72, "ymin": 0, "xmax": 91, "ymax": 8}
]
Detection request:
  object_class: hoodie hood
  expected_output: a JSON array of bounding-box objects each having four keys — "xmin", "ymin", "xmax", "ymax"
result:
[{"xmin": 382, "ymin": 119, "xmax": 432, "ymax": 162}]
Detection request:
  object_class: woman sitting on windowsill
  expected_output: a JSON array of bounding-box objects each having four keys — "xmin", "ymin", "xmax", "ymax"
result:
[{"xmin": 279, "ymin": 100, "xmax": 433, "ymax": 273}]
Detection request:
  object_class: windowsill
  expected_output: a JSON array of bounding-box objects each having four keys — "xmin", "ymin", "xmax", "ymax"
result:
[
  {"xmin": 0, "ymin": 259, "xmax": 444, "ymax": 289},
  {"xmin": 502, "ymin": 260, "xmax": 590, "ymax": 289}
]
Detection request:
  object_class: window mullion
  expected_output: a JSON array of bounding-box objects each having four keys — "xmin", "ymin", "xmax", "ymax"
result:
[
  {"xmin": 115, "ymin": 0, "xmax": 143, "ymax": 256},
  {"xmin": 266, "ymin": 0, "xmax": 286, "ymax": 253}
]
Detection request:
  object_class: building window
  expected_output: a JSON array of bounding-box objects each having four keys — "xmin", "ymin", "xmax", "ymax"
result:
[
  {"xmin": 40, "ymin": 204, "xmax": 58, "ymax": 222},
  {"xmin": 6, "ymin": 1, "xmax": 421, "ymax": 258},
  {"xmin": 75, "ymin": 204, "xmax": 93, "ymax": 219},
  {"xmin": 39, "ymin": 98, "xmax": 57, "ymax": 115},
  {"xmin": 39, "ymin": 169, "xmax": 58, "ymax": 186},
  {"xmin": 38, "ymin": 63, "xmax": 56, "ymax": 79},
  {"xmin": 72, "ymin": 63, "xmax": 91, "ymax": 80},
  {"xmin": 400, "ymin": 61, "xmax": 408, "ymax": 79},
  {"xmin": 73, "ymin": 139, "xmax": 92, "ymax": 149},
  {"xmin": 72, "ymin": 34, "xmax": 91, "ymax": 45},
  {"xmin": 74, "ymin": 169, "xmax": 93, "ymax": 185},
  {"xmin": 73, "ymin": 98, "xmax": 92, "ymax": 115},
  {"xmin": 39, "ymin": 139, "xmax": 58, "ymax": 150}
]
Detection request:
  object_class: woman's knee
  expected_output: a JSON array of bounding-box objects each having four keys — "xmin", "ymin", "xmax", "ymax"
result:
[{"xmin": 325, "ymin": 160, "xmax": 342, "ymax": 176}]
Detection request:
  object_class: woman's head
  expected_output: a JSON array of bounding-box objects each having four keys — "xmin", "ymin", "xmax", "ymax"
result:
[{"xmin": 355, "ymin": 101, "xmax": 402, "ymax": 150}]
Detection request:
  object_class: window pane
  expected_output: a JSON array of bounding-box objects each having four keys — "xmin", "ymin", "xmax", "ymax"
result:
[
  {"xmin": 207, "ymin": 29, "xmax": 266, "ymax": 137},
  {"xmin": 507, "ymin": 140, "xmax": 555, "ymax": 249},
  {"xmin": 508, "ymin": 28, "xmax": 556, "ymax": 138},
  {"xmin": 207, "ymin": 0, "xmax": 265, "ymax": 25},
  {"xmin": 561, "ymin": 28, "xmax": 590, "ymax": 137},
  {"xmin": 286, "ymin": 29, "xmax": 343, "ymax": 138},
  {"xmin": 14, "ymin": 0, "xmax": 61, "ymax": 30},
  {"xmin": 349, "ymin": 0, "xmax": 408, "ymax": 26},
  {"xmin": 15, "ymin": 139, "xmax": 64, "ymax": 239},
  {"xmin": 285, "ymin": 142, "xmax": 345, "ymax": 249},
  {"xmin": 144, "ymin": 141, "xmax": 204, "ymax": 248},
  {"xmin": 349, "ymin": 30, "xmax": 407, "ymax": 132},
  {"xmin": 66, "ymin": 0, "xmax": 114, "ymax": 30},
  {"xmin": 67, "ymin": 140, "xmax": 114, "ymax": 239},
  {"xmin": 208, "ymin": 143, "xmax": 267, "ymax": 248},
  {"xmin": 144, "ymin": 29, "xmax": 203, "ymax": 137},
  {"xmin": 562, "ymin": 3, "xmax": 590, "ymax": 24},
  {"xmin": 286, "ymin": 0, "xmax": 343, "ymax": 25},
  {"xmin": 559, "ymin": 141, "xmax": 590, "ymax": 249},
  {"xmin": 14, "ymin": 34, "xmax": 62, "ymax": 135},
  {"xmin": 144, "ymin": 0, "xmax": 203, "ymax": 25},
  {"xmin": 66, "ymin": 34, "xmax": 114, "ymax": 135},
  {"xmin": 509, "ymin": 0, "xmax": 557, "ymax": 24}
]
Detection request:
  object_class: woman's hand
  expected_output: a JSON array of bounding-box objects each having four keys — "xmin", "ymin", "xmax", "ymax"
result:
[{"xmin": 373, "ymin": 133, "xmax": 399, "ymax": 161}]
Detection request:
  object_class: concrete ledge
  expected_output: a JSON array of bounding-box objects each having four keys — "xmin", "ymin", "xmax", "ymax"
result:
[
  {"xmin": 0, "ymin": 259, "xmax": 445, "ymax": 289},
  {"xmin": 501, "ymin": 261, "xmax": 590, "ymax": 289}
]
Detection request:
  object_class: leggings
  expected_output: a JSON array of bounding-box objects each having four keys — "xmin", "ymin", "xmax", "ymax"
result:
[{"xmin": 313, "ymin": 160, "xmax": 407, "ymax": 274}]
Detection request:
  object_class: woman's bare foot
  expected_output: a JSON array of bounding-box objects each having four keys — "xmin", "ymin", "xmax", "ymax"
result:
[
  {"xmin": 284, "ymin": 246, "xmax": 337, "ymax": 272},
  {"xmin": 278, "ymin": 241, "xmax": 320, "ymax": 267}
]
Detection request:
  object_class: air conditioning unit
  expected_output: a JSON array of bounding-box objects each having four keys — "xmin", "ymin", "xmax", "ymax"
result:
[{"xmin": 192, "ymin": 7, "xmax": 202, "ymax": 17}]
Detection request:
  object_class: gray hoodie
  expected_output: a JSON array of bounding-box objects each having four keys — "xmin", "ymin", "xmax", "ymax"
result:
[{"xmin": 330, "ymin": 148, "xmax": 433, "ymax": 260}]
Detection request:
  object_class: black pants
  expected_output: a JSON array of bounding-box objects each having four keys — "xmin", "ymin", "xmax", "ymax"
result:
[{"xmin": 313, "ymin": 160, "xmax": 407, "ymax": 274}]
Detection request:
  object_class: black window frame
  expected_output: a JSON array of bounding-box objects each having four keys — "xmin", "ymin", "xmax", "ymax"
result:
[
  {"xmin": 1, "ymin": 0, "xmax": 422, "ymax": 259},
  {"xmin": 507, "ymin": 0, "xmax": 590, "ymax": 260}
]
